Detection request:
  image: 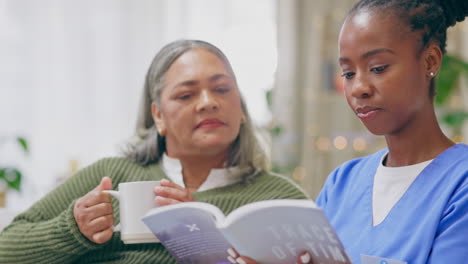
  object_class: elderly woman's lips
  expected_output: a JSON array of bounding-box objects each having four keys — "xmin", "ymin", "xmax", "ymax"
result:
[{"xmin": 196, "ymin": 119, "xmax": 225, "ymax": 129}]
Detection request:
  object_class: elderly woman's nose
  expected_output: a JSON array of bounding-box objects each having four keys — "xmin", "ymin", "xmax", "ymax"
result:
[{"xmin": 196, "ymin": 90, "xmax": 219, "ymax": 111}]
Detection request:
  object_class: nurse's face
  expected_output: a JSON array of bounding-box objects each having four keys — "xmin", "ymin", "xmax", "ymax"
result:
[{"xmin": 338, "ymin": 11, "xmax": 435, "ymax": 136}]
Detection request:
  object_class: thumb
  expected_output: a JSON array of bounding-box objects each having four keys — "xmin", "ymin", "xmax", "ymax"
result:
[
  {"xmin": 297, "ymin": 252, "xmax": 311, "ymax": 264},
  {"xmin": 97, "ymin": 176, "xmax": 112, "ymax": 191}
]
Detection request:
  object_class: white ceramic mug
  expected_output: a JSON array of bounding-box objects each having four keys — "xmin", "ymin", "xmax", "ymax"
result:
[{"xmin": 104, "ymin": 181, "xmax": 160, "ymax": 244}]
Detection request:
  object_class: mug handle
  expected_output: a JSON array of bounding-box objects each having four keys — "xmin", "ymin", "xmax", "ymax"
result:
[{"xmin": 102, "ymin": 190, "xmax": 121, "ymax": 232}]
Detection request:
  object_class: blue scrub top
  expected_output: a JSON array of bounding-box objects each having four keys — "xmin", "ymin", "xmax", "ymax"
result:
[{"xmin": 317, "ymin": 144, "xmax": 468, "ymax": 264}]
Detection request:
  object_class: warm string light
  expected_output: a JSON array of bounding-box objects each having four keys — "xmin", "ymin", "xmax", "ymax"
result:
[
  {"xmin": 292, "ymin": 167, "xmax": 306, "ymax": 182},
  {"xmin": 314, "ymin": 136, "xmax": 370, "ymax": 151},
  {"xmin": 353, "ymin": 137, "xmax": 367, "ymax": 152},
  {"xmin": 315, "ymin": 137, "xmax": 331, "ymax": 151},
  {"xmin": 333, "ymin": 136, "xmax": 347, "ymax": 150},
  {"xmin": 453, "ymin": 135, "xmax": 464, "ymax": 143}
]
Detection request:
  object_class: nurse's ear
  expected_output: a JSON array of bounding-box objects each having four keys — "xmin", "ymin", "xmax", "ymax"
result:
[{"xmin": 422, "ymin": 43, "xmax": 442, "ymax": 78}]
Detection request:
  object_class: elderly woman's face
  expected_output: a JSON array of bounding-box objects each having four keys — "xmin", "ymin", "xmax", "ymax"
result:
[{"xmin": 152, "ymin": 48, "xmax": 244, "ymax": 158}]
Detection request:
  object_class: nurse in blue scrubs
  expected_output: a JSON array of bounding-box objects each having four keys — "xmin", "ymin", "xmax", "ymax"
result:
[
  {"xmin": 231, "ymin": 0, "xmax": 468, "ymax": 263},
  {"xmin": 317, "ymin": 0, "xmax": 468, "ymax": 263}
]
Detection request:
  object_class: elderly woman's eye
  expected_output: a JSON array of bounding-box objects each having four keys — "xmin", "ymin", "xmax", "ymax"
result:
[
  {"xmin": 215, "ymin": 87, "xmax": 230, "ymax": 93},
  {"xmin": 178, "ymin": 94, "xmax": 192, "ymax": 100}
]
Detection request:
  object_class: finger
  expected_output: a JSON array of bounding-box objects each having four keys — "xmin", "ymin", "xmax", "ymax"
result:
[
  {"xmin": 235, "ymin": 256, "xmax": 257, "ymax": 264},
  {"xmin": 77, "ymin": 177, "xmax": 113, "ymax": 208},
  {"xmin": 88, "ymin": 177, "xmax": 113, "ymax": 206},
  {"xmin": 97, "ymin": 177, "xmax": 113, "ymax": 203},
  {"xmin": 227, "ymin": 248, "xmax": 238, "ymax": 263},
  {"xmin": 98, "ymin": 176, "xmax": 113, "ymax": 191},
  {"xmin": 227, "ymin": 248, "xmax": 239, "ymax": 258},
  {"xmin": 75, "ymin": 203, "xmax": 112, "ymax": 227},
  {"xmin": 92, "ymin": 226, "xmax": 114, "ymax": 244},
  {"xmin": 159, "ymin": 179, "xmax": 186, "ymax": 191},
  {"xmin": 84, "ymin": 202, "xmax": 114, "ymax": 222},
  {"xmin": 297, "ymin": 252, "xmax": 312, "ymax": 264},
  {"xmin": 87, "ymin": 214, "xmax": 114, "ymax": 234},
  {"xmin": 227, "ymin": 248, "xmax": 258, "ymax": 264},
  {"xmin": 155, "ymin": 196, "xmax": 187, "ymax": 206},
  {"xmin": 155, "ymin": 185, "xmax": 192, "ymax": 201},
  {"xmin": 228, "ymin": 256, "xmax": 236, "ymax": 264},
  {"xmin": 81, "ymin": 190, "xmax": 112, "ymax": 207}
]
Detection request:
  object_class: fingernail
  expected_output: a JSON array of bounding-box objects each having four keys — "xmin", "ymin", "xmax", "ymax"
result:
[
  {"xmin": 161, "ymin": 179, "xmax": 170, "ymax": 184},
  {"xmin": 227, "ymin": 248, "xmax": 237, "ymax": 258},
  {"xmin": 236, "ymin": 257, "xmax": 247, "ymax": 264},
  {"xmin": 301, "ymin": 252, "xmax": 311, "ymax": 263},
  {"xmin": 155, "ymin": 196, "xmax": 164, "ymax": 204},
  {"xmin": 227, "ymin": 256, "xmax": 236, "ymax": 264}
]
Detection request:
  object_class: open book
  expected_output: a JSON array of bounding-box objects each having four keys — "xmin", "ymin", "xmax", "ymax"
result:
[{"xmin": 142, "ymin": 199, "xmax": 351, "ymax": 264}]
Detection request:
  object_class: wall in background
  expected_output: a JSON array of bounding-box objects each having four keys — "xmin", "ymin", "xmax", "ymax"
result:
[{"xmin": 0, "ymin": 0, "xmax": 277, "ymax": 210}]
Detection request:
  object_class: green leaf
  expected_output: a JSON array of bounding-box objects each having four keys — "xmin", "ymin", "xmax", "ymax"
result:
[
  {"xmin": 435, "ymin": 55, "xmax": 468, "ymax": 105},
  {"xmin": 442, "ymin": 111, "xmax": 468, "ymax": 128},
  {"xmin": 270, "ymin": 126, "xmax": 283, "ymax": 136},
  {"xmin": 452, "ymin": 55, "xmax": 468, "ymax": 70},
  {"xmin": 0, "ymin": 168, "xmax": 21, "ymax": 191},
  {"xmin": 17, "ymin": 137, "xmax": 29, "ymax": 153},
  {"xmin": 436, "ymin": 60, "xmax": 459, "ymax": 105},
  {"xmin": 4, "ymin": 168, "xmax": 21, "ymax": 191},
  {"xmin": 265, "ymin": 90, "xmax": 273, "ymax": 109}
]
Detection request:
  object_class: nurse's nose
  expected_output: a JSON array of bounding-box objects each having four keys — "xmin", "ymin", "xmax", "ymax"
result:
[{"xmin": 351, "ymin": 74, "xmax": 373, "ymax": 99}]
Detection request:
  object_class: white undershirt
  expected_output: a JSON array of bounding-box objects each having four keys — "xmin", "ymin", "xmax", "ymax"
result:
[
  {"xmin": 372, "ymin": 154, "xmax": 433, "ymax": 226},
  {"xmin": 161, "ymin": 154, "xmax": 243, "ymax": 192}
]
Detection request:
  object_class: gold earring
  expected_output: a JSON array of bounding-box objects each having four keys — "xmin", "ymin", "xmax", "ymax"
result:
[{"xmin": 429, "ymin": 72, "xmax": 435, "ymax": 77}]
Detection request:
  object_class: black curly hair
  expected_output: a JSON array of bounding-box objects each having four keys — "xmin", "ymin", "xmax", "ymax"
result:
[
  {"xmin": 349, "ymin": 0, "xmax": 468, "ymax": 54},
  {"xmin": 347, "ymin": 0, "xmax": 468, "ymax": 96}
]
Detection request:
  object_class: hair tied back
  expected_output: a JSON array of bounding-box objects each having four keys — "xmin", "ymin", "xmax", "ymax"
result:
[{"xmin": 435, "ymin": 0, "xmax": 468, "ymax": 28}]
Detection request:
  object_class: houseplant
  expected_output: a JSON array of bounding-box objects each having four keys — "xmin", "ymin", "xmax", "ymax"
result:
[
  {"xmin": 436, "ymin": 54, "xmax": 468, "ymax": 138},
  {"xmin": 0, "ymin": 137, "xmax": 28, "ymax": 207}
]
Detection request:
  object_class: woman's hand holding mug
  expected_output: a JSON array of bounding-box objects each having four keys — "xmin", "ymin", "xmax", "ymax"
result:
[
  {"xmin": 73, "ymin": 177, "xmax": 114, "ymax": 244},
  {"xmin": 74, "ymin": 177, "xmax": 194, "ymax": 245}
]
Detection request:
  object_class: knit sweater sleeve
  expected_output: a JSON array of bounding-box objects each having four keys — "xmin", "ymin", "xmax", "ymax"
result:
[
  {"xmin": 0, "ymin": 158, "xmax": 112, "ymax": 264},
  {"xmin": 261, "ymin": 172, "xmax": 309, "ymax": 200}
]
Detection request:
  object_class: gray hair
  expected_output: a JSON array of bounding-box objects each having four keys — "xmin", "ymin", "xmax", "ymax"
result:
[{"xmin": 125, "ymin": 39, "xmax": 269, "ymax": 178}]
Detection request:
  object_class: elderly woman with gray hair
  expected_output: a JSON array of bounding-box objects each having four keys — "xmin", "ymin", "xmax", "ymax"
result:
[{"xmin": 0, "ymin": 39, "xmax": 308, "ymax": 264}]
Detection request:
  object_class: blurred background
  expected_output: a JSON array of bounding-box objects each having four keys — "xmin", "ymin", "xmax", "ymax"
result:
[{"xmin": 0, "ymin": 0, "xmax": 467, "ymax": 213}]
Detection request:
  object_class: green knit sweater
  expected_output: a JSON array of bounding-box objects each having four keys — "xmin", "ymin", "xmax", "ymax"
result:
[{"xmin": 0, "ymin": 157, "xmax": 308, "ymax": 264}]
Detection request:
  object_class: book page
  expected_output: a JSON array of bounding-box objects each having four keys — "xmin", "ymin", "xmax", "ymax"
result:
[
  {"xmin": 219, "ymin": 199, "xmax": 317, "ymax": 229},
  {"xmin": 220, "ymin": 200, "xmax": 351, "ymax": 264},
  {"xmin": 142, "ymin": 205, "xmax": 231, "ymax": 264}
]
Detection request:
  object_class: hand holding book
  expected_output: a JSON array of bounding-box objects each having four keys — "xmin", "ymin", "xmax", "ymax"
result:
[
  {"xmin": 142, "ymin": 199, "xmax": 351, "ymax": 264},
  {"xmin": 227, "ymin": 248, "xmax": 313, "ymax": 264}
]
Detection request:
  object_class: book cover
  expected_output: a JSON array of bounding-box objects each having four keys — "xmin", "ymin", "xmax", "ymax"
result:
[{"xmin": 142, "ymin": 199, "xmax": 351, "ymax": 264}]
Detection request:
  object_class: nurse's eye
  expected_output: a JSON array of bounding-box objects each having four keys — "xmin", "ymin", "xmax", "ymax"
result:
[
  {"xmin": 370, "ymin": 65, "xmax": 389, "ymax": 74},
  {"xmin": 341, "ymin": 72, "xmax": 355, "ymax": 80}
]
